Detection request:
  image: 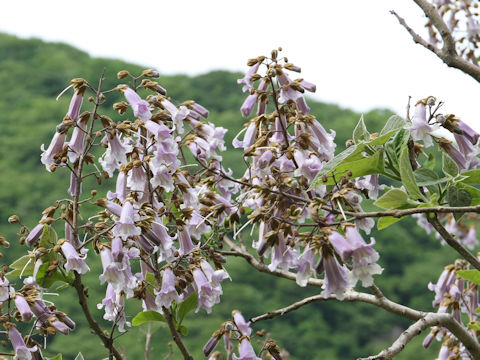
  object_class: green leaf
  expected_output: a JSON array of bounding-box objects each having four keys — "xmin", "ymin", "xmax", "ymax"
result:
[
  {"xmin": 456, "ymin": 183, "xmax": 480, "ymax": 206},
  {"xmin": 468, "ymin": 321, "xmax": 480, "ymax": 331},
  {"xmin": 353, "ymin": 115, "xmax": 370, "ymax": 143},
  {"xmin": 385, "ymin": 129, "xmax": 409, "ymax": 163},
  {"xmin": 178, "ymin": 325, "xmax": 188, "ymax": 336},
  {"xmin": 145, "ymin": 272, "xmax": 157, "ymax": 295},
  {"xmin": 460, "ymin": 169, "xmax": 480, "ymax": 184},
  {"xmin": 423, "ymin": 153, "xmax": 436, "ymax": 171},
  {"xmin": 7, "ymin": 255, "xmax": 35, "ymax": 278},
  {"xmin": 447, "ymin": 186, "xmax": 472, "ymax": 208},
  {"xmin": 367, "ymin": 115, "xmax": 406, "ymax": 146},
  {"xmin": 442, "ymin": 152, "xmax": 459, "ymax": 177},
  {"xmin": 380, "ymin": 115, "xmax": 406, "ymax": 136},
  {"xmin": 457, "ymin": 269, "xmax": 480, "ymax": 285},
  {"xmin": 35, "ymin": 263, "xmax": 72, "ymax": 288},
  {"xmin": 314, "ymin": 149, "xmax": 384, "ymax": 187},
  {"xmin": 74, "ymin": 353, "xmax": 85, "ymax": 360},
  {"xmin": 132, "ymin": 311, "xmax": 166, "ymax": 326},
  {"xmin": 399, "ymin": 147, "xmax": 425, "ymax": 201},
  {"xmin": 377, "ymin": 216, "xmax": 405, "ymax": 230},
  {"xmin": 47, "ymin": 355, "xmax": 63, "ymax": 360},
  {"xmin": 414, "ymin": 168, "xmax": 439, "ymax": 186},
  {"xmin": 177, "ymin": 293, "xmax": 198, "ymax": 325},
  {"xmin": 38, "ymin": 225, "xmax": 58, "ymax": 262},
  {"xmin": 374, "ymin": 189, "xmax": 418, "ymax": 209},
  {"xmin": 311, "ymin": 144, "xmax": 364, "ymax": 188}
]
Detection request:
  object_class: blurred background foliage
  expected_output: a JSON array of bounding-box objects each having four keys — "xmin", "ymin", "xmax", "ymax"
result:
[{"xmin": 0, "ymin": 33, "xmax": 457, "ymax": 359}]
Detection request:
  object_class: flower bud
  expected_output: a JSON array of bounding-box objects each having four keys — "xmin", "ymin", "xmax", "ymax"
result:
[
  {"xmin": 8, "ymin": 215, "xmax": 20, "ymax": 224},
  {"xmin": 117, "ymin": 70, "xmax": 130, "ymax": 79}
]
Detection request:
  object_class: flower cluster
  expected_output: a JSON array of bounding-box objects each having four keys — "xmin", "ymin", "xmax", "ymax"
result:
[
  {"xmin": 424, "ymin": 260, "xmax": 478, "ymax": 359},
  {"xmin": 233, "ymin": 49, "xmax": 382, "ymax": 300}
]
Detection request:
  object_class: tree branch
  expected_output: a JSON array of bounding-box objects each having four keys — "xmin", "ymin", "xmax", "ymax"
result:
[
  {"xmin": 357, "ymin": 313, "xmax": 480, "ymax": 360},
  {"xmin": 162, "ymin": 306, "xmax": 193, "ymax": 360},
  {"xmin": 392, "ymin": 2, "xmax": 480, "ymax": 84},
  {"xmin": 222, "ymin": 237, "xmax": 323, "ymax": 287},
  {"xmin": 323, "ymin": 204, "xmax": 480, "ymax": 220},
  {"xmin": 225, "ymin": 237, "xmax": 480, "ymax": 358},
  {"xmin": 73, "ymin": 273, "xmax": 123, "ymax": 360},
  {"xmin": 427, "ymin": 214, "xmax": 480, "ymax": 271}
]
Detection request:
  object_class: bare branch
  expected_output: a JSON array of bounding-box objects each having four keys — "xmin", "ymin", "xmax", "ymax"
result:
[
  {"xmin": 323, "ymin": 204, "xmax": 480, "ymax": 220},
  {"xmin": 357, "ymin": 313, "xmax": 479, "ymax": 360},
  {"xmin": 73, "ymin": 273, "xmax": 124, "ymax": 360},
  {"xmin": 392, "ymin": 2, "xmax": 480, "ymax": 83},
  {"xmin": 162, "ymin": 306, "xmax": 193, "ymax": 360},
  {"xmin": 427, "ymin": 215, "xmax": 480, "ymax": 271}
]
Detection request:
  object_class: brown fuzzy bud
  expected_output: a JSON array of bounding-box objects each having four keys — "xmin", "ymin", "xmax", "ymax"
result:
[
  {"xmin": 141, "ymin": 69, "xmax": 160, "ymax": 78},
  {"xmin": 8, "ymin": 215, "xmax": 20, "ymax": 224},
  {"xmin": 117, "ymin": 70, "xmax": 130, "ymax": 79}
]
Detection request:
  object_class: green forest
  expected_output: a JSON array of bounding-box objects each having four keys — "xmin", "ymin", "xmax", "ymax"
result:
[{"xmin": 0, "ymin": 33, "xmax": 457, "ymax": 359}]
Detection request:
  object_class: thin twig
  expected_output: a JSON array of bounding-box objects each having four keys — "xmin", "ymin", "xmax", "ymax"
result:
[
  {"xmin": 427, "ymin": 214, "xmax": 480, "ymax": 270},
  {"xmin": 162, "ymin": 306, "xmax": 193, "ymax": 360},
  {"xmin": 73, "ymin": 272, "xmax": 123, "ymax": 360},
  {"xmin": 392, "ymin": 3, "xmax": 480, "ymax": 84},
  {"xmin": 145, "ymin": 323, "xmax": 153, "ymax": 360},
  {"xmin": 323, "ymin": 204, "xmax": 480, "ymax": 220}
]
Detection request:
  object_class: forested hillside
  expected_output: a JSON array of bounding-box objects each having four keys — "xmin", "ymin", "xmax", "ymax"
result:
[{"xmin": 0, "ymin": 33, "xmax": 456, "ymax": 359}]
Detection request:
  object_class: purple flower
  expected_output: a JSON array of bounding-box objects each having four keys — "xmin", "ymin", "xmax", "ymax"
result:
[
  {"xmin": 150, "ymin": 165, "xmax": 175, "ymax": 192},
  {"xmin": 145, "ymin": 120, "xmax": 173, "ymax": 141},
  {"xmin": 14, "ymin": 294, "xmax": 33, "ymax": 322},
  {"xmin": 320, "ymin": 248, "xmax": 351, "ymax": 300},
  {"xmin": 306, "ymin": 120, "xmax": 336, "ymax": 161},
  {"xmin": 233, "ymin": 122, "xmax": 257, "ymax": 149},
  {"xmin": 240, "ymin": 94, "xmax": 258, "ymax": 118},
  {"xmin": 97, "ymin": 284, "xmax": 130, "ymax": 332},
  {"xmin": 100, "ymin": 133, "xmax": 132, "ymax": 176},
  {"xmin": 66, "ymin": 91, "xmax": 83, "ymax": 121},
  {"xmin": 67, "ymin": 113, "xmax": 88, "ymax": 163},
  {"xmin": 191, "ymin": 102, "xmax": 209, "ymax": 118},
  {"xmin": 203, "ymin": 333, "xmax": 221, "ymax": 357},
  {"xmin": 155, "ymin": 267, "xmax": 181, "ymax": 308},
  {"xmin": 406, "ymin": 101, "xmax": 436, "ymax": 147},
  {"xmin": 8, "ymin": 326, "xmax": 37, "ymax": 360},
  {"xmin": 237, "ymin": 62, "xmax": 260, "ymax": 92},
  {"xmin": 99, "ymin": 245, "xmax": 137, "ymax": 298},
  {"xmin": 40, "ymin": 129, "xmax": 67, "ymax": 171},
  {"xmin": 178, "ymin": 229, "xmax": 197, "ymax": 255},
  {"xmin": 345, "ymin": 227, "xmax": 383, "ymax": 287},
  {"xmin": 232, "ymin": 310, "xmax": 252, "ymax": 336},
  {"xmin": 113, "ymin": 201, "xmax": 142, "ymax": 240},
  {"xmin": 355, "ymin": 174, "xmax": 384, "ymax": 200},
  {"xmin": 328, "ymin": 231, "xmax": 353, "ymax": 260},
  {"xmin": 439, "ymin": 140, "xmax": 467, "ymax": 171},
  {"xmin": 124, "ymin": 87, "xmax": 152, "ymax": 121},
  {"xmin": 61, "ymin": 241, "xmax": 89, "ymax": 274},
  {"xmin": 300, "ymin": 80, "xmax": 316, "ymax": 93},
  {"xmin": 31, "ymin": 300, "xmax": 74, "ymax": 335},
  {"xmin": 233, "ymin": 337, "xmax": 261, "ymax": 360},
  {"xmin": 0, "ymin": 276, "xmax": 10, "ymax": 302},
  {"xmin": 277, "ymin": 73, "xmax": 303, "ymax": 103},
  {"xmin": 161, "ymin": 98, "xmax": 189, "ymax": 134},
  {"xmin": 25, "ymin": 221, "xmax": 46, "ymax": 247}
]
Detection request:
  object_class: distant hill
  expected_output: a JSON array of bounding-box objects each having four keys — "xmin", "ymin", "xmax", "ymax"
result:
[{"xmin": 0, "ymin": 33, "xmax": 454, "ymax": 359}]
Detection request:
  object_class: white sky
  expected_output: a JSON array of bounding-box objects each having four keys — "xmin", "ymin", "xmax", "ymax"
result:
[{"xmin": 2, "ymin": 0, "xmax": 480, "ymax": 131}]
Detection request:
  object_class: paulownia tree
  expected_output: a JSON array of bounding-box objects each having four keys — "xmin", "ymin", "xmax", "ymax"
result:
[{"xmin": 3, "ymin": 0, "xmax": 480, "ymax": 359}]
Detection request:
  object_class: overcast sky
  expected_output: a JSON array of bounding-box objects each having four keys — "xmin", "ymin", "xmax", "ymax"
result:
[{"xmin": 2, "ymin": 1, "xmax": 480, "ymax": 131}]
